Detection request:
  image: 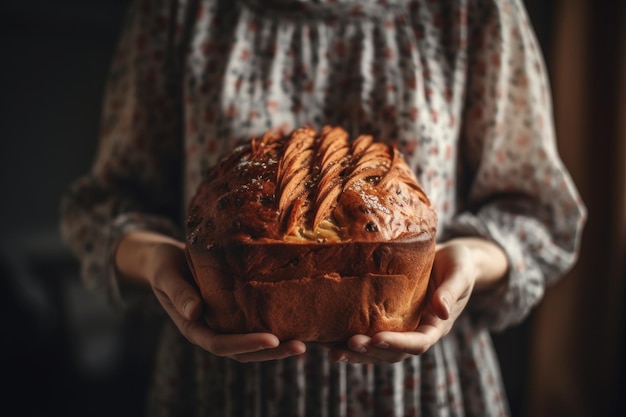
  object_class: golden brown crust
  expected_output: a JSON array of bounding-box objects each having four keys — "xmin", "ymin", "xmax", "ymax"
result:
[{"xmin": 185, "ymin": 126, "xmax": 438, "ymax": 342}]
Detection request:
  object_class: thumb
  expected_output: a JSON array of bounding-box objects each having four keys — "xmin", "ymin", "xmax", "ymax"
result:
[
  {"xmin": 167, "ymin": 272, "xmax": 203, "ymax": 321},
  {"xmin": 432, "ymin": 287, "xmax": 452, "ymax": 320},
  {"xmin": 154, "ymin": 276, "xmax": 203, "ymax": 321},
  {"xmin": 182, "ymin": 292, "xmax": 202, "ymax": 321},
  {"xmin": 429, "ymin": 267, "xmax": 474, "ymax": 320},
  {"xmin": 429, "ymin": 244, "xmax": 476, "ymax": 320},
  {"xmin": 150, "ymin": 244, "xmax": 203, "ymax": 322}
]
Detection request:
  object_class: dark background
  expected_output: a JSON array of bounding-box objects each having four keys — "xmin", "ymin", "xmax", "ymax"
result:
[
  {"xmin": 0, "ymin": 1, "xmax": 152, "ymax": 416},
  {"xmin": 0, "ymin": 1, "xmax": 622, "ymax": 417}
]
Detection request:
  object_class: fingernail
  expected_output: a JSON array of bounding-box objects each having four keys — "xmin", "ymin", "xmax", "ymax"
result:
[
  {"xmin": 442, "ymin": 296, "xmax": 450, "ymax": 311},
  {"xmin": 374, "ymin": 341, "xmax": 389, "ymax": 349},
  {"xmin": 353, "ymin": 345, "xmax": 367, "ymax": 353},
  {"xmin": 183, "ymin": 299, "xmax": 197, "ymax": 319},
  {"xmin": 337, "ymin": 355, "xmax": 349, "ymax": 363},
  {"xmin": 441, "ymin": 296, "xmax": 451, "ymax": 317}
]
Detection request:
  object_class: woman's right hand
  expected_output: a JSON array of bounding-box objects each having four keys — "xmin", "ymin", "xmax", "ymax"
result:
[{"xmin": 115, "ymin": 230, "xmax": 307, "ymax": 362}]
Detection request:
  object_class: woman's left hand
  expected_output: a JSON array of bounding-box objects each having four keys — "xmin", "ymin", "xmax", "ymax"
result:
[{"xmin": 327, "ymin": 239, "xmax": 500, "ymax": 364}]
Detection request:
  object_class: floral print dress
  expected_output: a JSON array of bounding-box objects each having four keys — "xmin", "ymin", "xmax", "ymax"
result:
[{"xmin": 60, "ymin": 0, "xmax": 586, "ymax": 416}]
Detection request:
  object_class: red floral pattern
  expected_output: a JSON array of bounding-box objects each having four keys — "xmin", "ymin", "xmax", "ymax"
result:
[{"xmin": 60, "ymin": 0, "xmax": 586, "ymax": 416}]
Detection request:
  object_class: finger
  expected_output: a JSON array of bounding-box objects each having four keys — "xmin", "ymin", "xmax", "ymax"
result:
[
  {"xmin": 153, "ymin": 289, "xmax": 220, "ymax": 347},
  {"xmin": 231, "ymin": 340, "xmax": 307, "ymax": 363},
  {"xmin": 328, "ymin": 342, "xmax": 383, "ymax": 364},
  {"xmin": 432, "ymin": 287, "xmax": 452, "ymax": 320},
  {"xmin": 325, "ymin": 335, "xmax": 408, "ymax": 364},
  {"xmin": 152, "ymin": 288, "xmax": 280, "ymax": 356},
  {"xmin": 329, "ymin": 346, "xmax": 410, "ymax": 364},
  {"xmin": 153, "ymin": 271, "xmax": 203, "ymax": 321},
  {"xmin": 369, "ymin": 326, "xmax": 442, "ymax": 356},
  {"xmin": 205, "ymin": 332, "xmax": 281, "ymax": 357},
  {"xmin": 430, "ymin": 271, "xmax": 473, "ymax": 321},
  {"xmin": 346, "ymin": 334, "xmax": 372, "ymax": 353},
  {"xmin": 431, "ymin": 246, "xmax": 476, "ymax": 320},
  {"xmin": 431, "ymin": 280, "xmax": 472, "ymax": 320}
]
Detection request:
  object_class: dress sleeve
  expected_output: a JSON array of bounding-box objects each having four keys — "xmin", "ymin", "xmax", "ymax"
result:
[
  {"xmin": 60, "ymin": 0, "xmax": 190, "ymax": 308},
  {"xmin": 442, "ymin": 0, "xmax": 587, "ymax": 331}
]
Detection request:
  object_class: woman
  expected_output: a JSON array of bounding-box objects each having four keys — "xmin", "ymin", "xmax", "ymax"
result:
[{"xmin": 60, "ymin": 0, "xmax": 586, "ymax": 415}]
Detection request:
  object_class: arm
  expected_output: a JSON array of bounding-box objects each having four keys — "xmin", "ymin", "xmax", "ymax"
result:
[
  {"xmin": 437, "ymin": 237, "xmax": 509, "ymax": 299},
  {"xmin": 114, "ymin": 230, "xmax": 306, "ymax": 361},
  {"xmin": 329, "ymin": 237, "xmax": 508, "ymax": 363},
  {"xmin": 60, "ymin": 0, "xmax": 185, "ymax": 306},
  {"xmin": 329, "ymin": 0, "xmax": 586, "ymax": 363},
  {"xmin": 60, "ymin": 0, "xmax": 305, "ymax": 361}
]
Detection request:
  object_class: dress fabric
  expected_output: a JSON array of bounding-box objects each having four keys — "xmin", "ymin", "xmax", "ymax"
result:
[{"xmin": 60, "ymin": 0, "xmax": 586, "ymax": 416}]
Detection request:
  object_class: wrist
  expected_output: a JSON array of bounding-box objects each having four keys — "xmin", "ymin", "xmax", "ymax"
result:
[
  {"xmin": 114, "ymin": 230, "xmax": 183, "ymax": 286},
  {"xmin": 439, "ymin": 237, "xmax": 508, "ymax": 292}
]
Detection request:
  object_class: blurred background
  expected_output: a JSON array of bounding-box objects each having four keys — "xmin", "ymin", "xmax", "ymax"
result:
[{"xmin": 0, "ymin": 1, "xmax": 624, "ymax": 416}]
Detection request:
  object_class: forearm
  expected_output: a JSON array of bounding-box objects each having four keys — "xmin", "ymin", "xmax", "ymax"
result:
[
  {"xmin": 438, "ymin": 237, "xmax": 509, "ymax": 292},
  {"xmin": 114, "ymin": 230, "xmax": 185, "ymax": 287}
]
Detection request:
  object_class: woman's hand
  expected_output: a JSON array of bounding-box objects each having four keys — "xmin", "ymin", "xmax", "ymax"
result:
[
  {"xmin": 115, "ymin": 230, "xmax": 306, "ymax": 362},
  {"xmin": 327, "ymin": 237, "xmax": 508, "ymax": 364}
]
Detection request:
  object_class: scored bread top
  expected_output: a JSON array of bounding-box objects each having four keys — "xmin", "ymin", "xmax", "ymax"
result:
[{"xmin": 186, "ymin": 126, "xmax": 437, "ymax": 246}]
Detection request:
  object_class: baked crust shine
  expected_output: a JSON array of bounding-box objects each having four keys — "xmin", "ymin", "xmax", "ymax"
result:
[{"xmin": 185, "ymin": 126, "xmax": 437, "ymax": 342}]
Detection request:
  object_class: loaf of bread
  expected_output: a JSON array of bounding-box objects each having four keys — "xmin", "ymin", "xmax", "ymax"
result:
[{"xmin": 185, "ymin": 126, "xmax": 437, "ymax": 342}]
